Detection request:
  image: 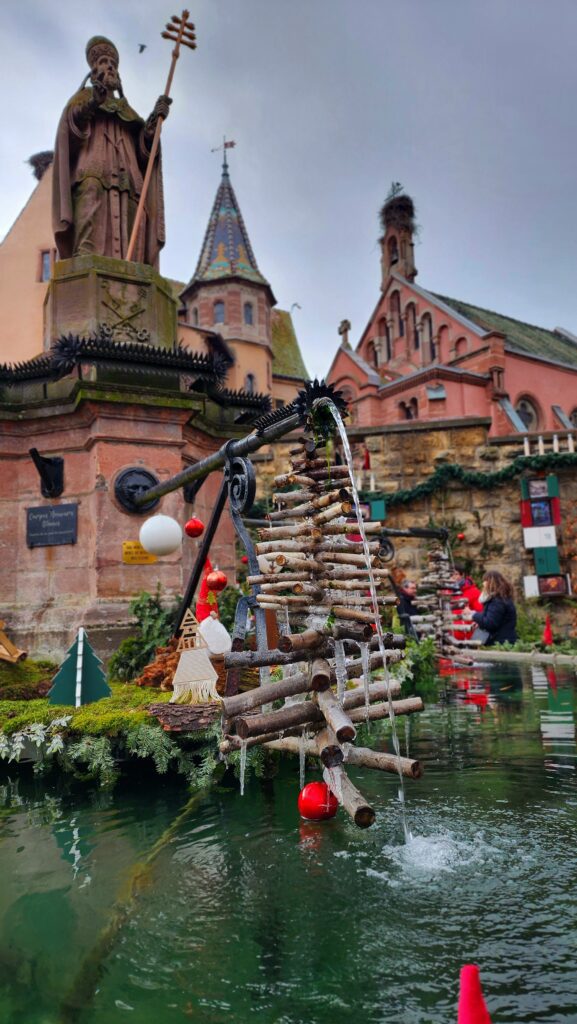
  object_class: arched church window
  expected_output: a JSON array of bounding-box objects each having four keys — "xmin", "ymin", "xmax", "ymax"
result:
[
  {"xmin": 570, "ymin": 408, "xmax": 577, "ymax": 428},
  {"xmin": 378, "ymin": 317, "xmax": 391, "ymax": 361},
  {"xmin": 454, "ymin": 337, "xmax": 467, "ymax": 356},
  {"xmin": 245, "ymin": 373, "xmax": 256, "ymax": 394},
  {"xmin": 213, "ymin": 300, "xmax": 225, "ymax": 324},
  {"xmin": 367, "ymin": 341, "xmax": 378, "ymax": 369},
  {"xmin": 191, "ymin": 307, "xmax": 199, "ymax": 326},
  {"xmin": 422, "ymin": 313, "xmax": 434, "ymax": 361},
  {"xmin": 388, "ymin": 235, "xmax": 399, "ymax": 265},
  {"xmin": 515, "ymin": 396, "xmax": 540, "ymax": 431},
  {"xmin": 406, "ymin": 303, "xmax": 418, "ymax": 350},
  {"xmin": 390, "ymin": 291, "xmax": 404, "ymax": 336},
  {"xmin": 244, "ymin": 302, "xmax": 254, "ymax": 326}
]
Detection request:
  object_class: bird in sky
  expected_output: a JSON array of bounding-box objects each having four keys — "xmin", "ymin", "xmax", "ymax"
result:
[{"xmin": 138, "ymin": 43, "xmax": 147, "ymax": 53}]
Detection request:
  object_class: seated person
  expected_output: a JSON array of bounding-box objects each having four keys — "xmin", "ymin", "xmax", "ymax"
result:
[
  {"xmin": 450, "ymin": 563, "xmax": 482, "ymax": 611},
  {"xmin": 397, "ymin": 579, "xmax": 419, "ymax": 635},
  {"xmin": 463, "ymin": 570, "xmax": 518, "ymax": 646}
]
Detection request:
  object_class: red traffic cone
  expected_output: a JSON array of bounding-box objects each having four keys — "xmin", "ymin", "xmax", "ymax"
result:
[
  {"xmin": 542, "ymin": 614, "xmax": 553, "ymax": 647},
  {"xmin": 458, "ymin": 965, "xmax": 492, "ymax": 1024}
]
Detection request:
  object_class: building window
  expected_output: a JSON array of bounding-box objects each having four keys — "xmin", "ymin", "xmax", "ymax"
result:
[
  {"xmin": 455, "ymin": 336, "xmax": 467, "ymax": 356},
  {"xmin": 367, "ymin": 341, "xmax": 378, "ymax": 369},
  {"xmin": 406, "ymin": 303, "xmax": 418, "ymax": 350},
  {"xmin": 275, "ymin": 398, "xmax": 285, "ymax": 410},
  {"xmin": 213, "ymin": 300, "xmax": 225, "ymax": 324},
  {"xmin": 378, "ymin": 317, "xmax": 391, "ymax": 361},
  {"xmin": 399, "ymin": 398, "xmax": 418, "ymax": 420},
  {"xmin": 40, "ymin": 250, "xmax": 51, "ymax": 282},
  {"xmin": 570, "ymin": 408, "xmax": 577, "ymax": 428},
  {"xmin": 245, "ymin": 373, "xmax": 256, "ymax": 394},
  {"xmin": 388, "ymin": 235, "xmax": 399, "ymax": 266},
  {"xmin": 390, "ymin": 291, "xmax": 404, "ymax": 336},
  {"xmin": 244, "ymin": 302, "xmax": 254, "ymax": 325},
  {"xmin": 516, "ymin": 396, "xmax": 540, "ymax": 431},
  {"xmin": 191, "ymin": 307, "xmax": 199, "ymax": 326},
  {"xmin": 422, "ymin": 313, "xmax": 434, "ymax": 361}
]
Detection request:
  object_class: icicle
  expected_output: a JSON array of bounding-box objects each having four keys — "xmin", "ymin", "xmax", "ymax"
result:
[
  {"xmin": 239, "ymin": 738, "xmax": 248, "ymax": 797},
  {"xmin": 334, "ymin": 639, "xmax": 347, "ymax": 703},
  {"xmin": 360, "ymin": 641, "xmax": 371, "ymax": 729},
  {"xmin": 260, "ymin": 664, "xmax": 273, "ymax": 713},
  {"xmin": 299, "ymin": 730, "xmax": 306, "ymax": 790},
  {"xmin": 405, "ymin": 717, "xmax": 411, "ymax": 758}
]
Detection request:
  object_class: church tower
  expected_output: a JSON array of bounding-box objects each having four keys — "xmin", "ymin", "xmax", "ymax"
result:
[
  {"xmin": 180, "ymin": 152, "xmax": 276, "ymax": 396},
  {"xmin": 379, "ymin": 187, "xmax": 417, "ymax": 287}
]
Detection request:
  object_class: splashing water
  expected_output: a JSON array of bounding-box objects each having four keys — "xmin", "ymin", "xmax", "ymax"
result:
[
  {"xmin": 239, "ymin": 738, "xmax": 248, "ymax": 797},
  {"xmin": 334, "ymin": 639, "xmax": 347, "ymax": 702},
  {"xmin": 360, "ymin": 641, "xmax": 371, "ymax": 729},
  {"xmin": 314, "ymin": 397, "xmax": 412, "ymax": 842}
]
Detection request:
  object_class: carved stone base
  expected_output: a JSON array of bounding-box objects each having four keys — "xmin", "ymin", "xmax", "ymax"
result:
[{"xmin": 44, "ymin": 255, "xmax": 178, "ymax": 349}]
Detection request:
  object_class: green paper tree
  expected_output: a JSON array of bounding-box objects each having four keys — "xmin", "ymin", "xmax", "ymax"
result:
[{"xmin": 48, "ymin": 628, "xmax": 111, "ymax": 706}]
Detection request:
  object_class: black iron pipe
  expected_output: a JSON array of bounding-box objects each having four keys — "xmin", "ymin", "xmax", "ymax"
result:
[{"xmin": 133, "ymin": 411, "xmax": 301, "ymax": 507}]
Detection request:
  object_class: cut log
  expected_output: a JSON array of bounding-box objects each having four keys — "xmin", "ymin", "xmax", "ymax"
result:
[
  {"xmin": 348, "ymin": 696, "xmax": 424, "ymax": 723},
  {"xmin": 322, "ymin": 766, "xmax": 375, "ymax": 828},
  {"xmin": 256, "ymin": 540, "xmax": 316, "ymax": 555},
  {"xmin": 257, "ymin": 523, "xmax": 322, "ymax": 541},
  {"xmin": 332, "ymin": 622, "xmax": 374, "ymax": 642},
  {"xmin": 313, "ymin": 501, "xmax": 353, "ymax": 524},
  {"xmin": 273, "ymin": 473, "xmax": 317, "ymax": 488},
  {"xmin": 274, "ymin": 555, "xmax": 323, "ymax": 570},
  {"xmin": 317, "ymin": 552, "xmax": 377, "ymax": 566},
  {"xmin": 317, "ymin": 540, "xmax": 381, "ymax": 554},
  {"xmin": 315, "ymin": 727, "xmax": 343, "ymax": 767},
  {"xmin": 224, "ymin": 647, "xmax": 329, "ymax": 669},
  {"xmin": 277, "ymin": 629, "xmax": 324, "ymax": 653},
  {"xmin": 342, "ymin": 744, "xmax": 423, "ymax": 779},
  {"xmin": 314, "ymin": 688, "xmax": 356, "ymax": 743},
  {"xmin": 323, "ymin": 522, "xmax": 383, "ymax": 535},
  {"xmin": 333, "ymin": 606, "xmax": 377, "ymax": 624},
  {"xmin": 221, "ymin": 669, "xmax": 330, "ymax": 718},
  {"xmin": 292, "ymin": 583, "xmax": 325, "ymax": 601}
]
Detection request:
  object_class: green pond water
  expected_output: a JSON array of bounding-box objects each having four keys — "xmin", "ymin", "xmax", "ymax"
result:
[{"xmin": 2, "ymin": 660, "xmax": 577, "ymax": 1024}]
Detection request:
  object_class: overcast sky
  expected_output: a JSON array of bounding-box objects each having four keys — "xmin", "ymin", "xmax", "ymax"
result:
[{"xmin": 1, "ymin": 0, "xmax": 577, "ymax": 378}]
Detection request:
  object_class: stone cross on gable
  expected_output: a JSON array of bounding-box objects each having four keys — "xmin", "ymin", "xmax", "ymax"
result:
[{"xmin": 338, "ymin": 319, "xmax": 351, "ymax": 346}]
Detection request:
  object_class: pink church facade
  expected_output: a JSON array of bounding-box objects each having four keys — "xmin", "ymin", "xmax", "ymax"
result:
[{"xmin": 327, "ymin": 193, "xmax": 577, "ymax": 438}]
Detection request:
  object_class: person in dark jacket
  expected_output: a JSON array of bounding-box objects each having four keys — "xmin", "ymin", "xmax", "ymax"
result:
[
  {"xmin": 396, "ymin": 579, "xmax": 420, "ymax": 638},
  {"xmin": 465, "ymin": 570, "xmax": 518, "ymax": 645}
]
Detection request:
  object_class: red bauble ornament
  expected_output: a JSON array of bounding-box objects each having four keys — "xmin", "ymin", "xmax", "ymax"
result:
[
  {"xmin": 206, "ymin": 568, "xmax": 228, "ymax": 592},
  {"xmin": 241, "ymin": 555, "xmax": 249, "ymax": 564},
  {"xmin": 184, "ymin": 517, "xmax": 205, "ymax": 538},
  {"xmin": 297, "ymin": 782, "xmax": 338, "ymax": 821},
  {"xmin": 457, "ymin": 532, "xmax": 465, "ymax": 541}
]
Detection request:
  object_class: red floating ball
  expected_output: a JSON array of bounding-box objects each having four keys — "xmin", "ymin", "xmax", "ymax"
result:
[
  {"xmin": 297, "ymin": 781, "xmax": 338, "ymax": 821},
  {"xmin": 457, "ymin": 532, "xmax": 465, "ymax": 541},
  {"xmin": 206, "ymin": 568, "xmax": 228, "ymax": 592},
  {"xmin": 184, "ymin": 517, "xmax": 205, "ymax": 538}
]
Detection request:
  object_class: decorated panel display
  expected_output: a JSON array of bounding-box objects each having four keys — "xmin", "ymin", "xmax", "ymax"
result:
[{"xmin": 521, "ymin": 475, "xmax": 571, "ymax": 598}]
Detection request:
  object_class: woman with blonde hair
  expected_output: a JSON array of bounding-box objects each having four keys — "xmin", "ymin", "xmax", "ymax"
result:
[{"xmin": 466, "ymin": 570, "xmax": 518, "ymax": 645}]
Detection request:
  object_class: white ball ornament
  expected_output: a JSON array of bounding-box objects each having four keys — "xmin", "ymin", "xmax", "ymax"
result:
[{"xmin": 139, "ymin": 515, "xmax": 183, "ymax": 556}]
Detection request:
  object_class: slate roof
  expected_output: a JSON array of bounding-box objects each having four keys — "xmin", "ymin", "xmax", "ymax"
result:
[
  {"xmin": 271, "ymin": 309, "xmax": 308, "ymax": 381},
  {"xmin": 184, "ymin": 157, "xmax": 273, "ymax": 299},
  {"xmin": 435, "ymin": 294, "xmax": 577, "ymax": 369}
]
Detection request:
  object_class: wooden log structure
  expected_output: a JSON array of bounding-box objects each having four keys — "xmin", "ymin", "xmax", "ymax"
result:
[
  {"xmin": 322, "ymin": 766, "xmax": 375, "ymax": 828},
  {"xmin": 264, "ymin": 736, "xmax": 422, "ymax": 778},
  {"xmin": 314, "ymin": 687, "xmax": 356, "ymax": 743}
]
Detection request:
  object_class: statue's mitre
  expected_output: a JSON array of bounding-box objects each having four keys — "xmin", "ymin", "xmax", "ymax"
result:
[{"xmin": 86, "ymin": 36, "xmax": 119, "ymax": 66}]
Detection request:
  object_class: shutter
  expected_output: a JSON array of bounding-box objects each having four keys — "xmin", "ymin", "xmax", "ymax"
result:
[{"xmin": 534, "ymin": 547, "xmax": 561, "ymax": 575}]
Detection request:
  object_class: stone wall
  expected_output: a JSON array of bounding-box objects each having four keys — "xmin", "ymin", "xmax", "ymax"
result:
[{"xmin": 254, "ymin": 416, "xmax": 577, "ymax": 633}]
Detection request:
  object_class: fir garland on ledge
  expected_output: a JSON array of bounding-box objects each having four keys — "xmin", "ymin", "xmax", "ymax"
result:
[{"xmin": 361, "ymin": 451, "xmax": 577, "ymax": 509}]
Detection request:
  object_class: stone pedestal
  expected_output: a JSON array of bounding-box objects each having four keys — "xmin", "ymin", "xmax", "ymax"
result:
[{"xmin": 44, "ymin": 255, "xmax": 177, "ymax": 349}]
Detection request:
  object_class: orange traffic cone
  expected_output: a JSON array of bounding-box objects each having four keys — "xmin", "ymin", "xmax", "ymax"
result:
[
  {"xmin": 457, "ymin": 965, "xmax": 492, "ymax": 1024},
  {"xmin": 542, "ymin": 614, "xmax": 554, "ymax": 647}
]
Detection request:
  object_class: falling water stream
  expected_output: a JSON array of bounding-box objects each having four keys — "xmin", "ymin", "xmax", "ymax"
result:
[{"xmin": 314, "ymin": 397, "xmax": 412, "ymax": 841}]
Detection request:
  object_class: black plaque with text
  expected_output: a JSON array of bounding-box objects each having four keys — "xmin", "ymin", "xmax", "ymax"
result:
[{"xmin": 26, "ymin": 504, "xmax": 78, "ymax": 548}]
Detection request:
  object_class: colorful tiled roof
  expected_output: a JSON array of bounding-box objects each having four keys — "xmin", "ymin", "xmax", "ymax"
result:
[
  {"xmin": 271, "ymin": 309, "xmax": 308, "ymax": 381},
  {"xmin": 435, "ymin": 294, "xmax": 577, "ymax": 369},
  {"xmin": 185, "ymin": 158, "xmax": 272, "ymax": 294}
]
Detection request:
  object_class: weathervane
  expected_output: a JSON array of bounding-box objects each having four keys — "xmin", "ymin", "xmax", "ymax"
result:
[
  {"xmin": 211, "ymin": 137, "xmax": 236, "ymax": 170},
  {"xmin": 126, "ymin": 10, "xmax": 197, "ymax": 261}
]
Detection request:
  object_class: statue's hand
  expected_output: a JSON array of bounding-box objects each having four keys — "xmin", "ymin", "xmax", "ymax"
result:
[
  {"xmin": 92, "ymin": 77, "xmax": 108, "ymax": 106},
  {"xmin": 153, "ymin": 95, "xmax": 172, "ymax": 121}
]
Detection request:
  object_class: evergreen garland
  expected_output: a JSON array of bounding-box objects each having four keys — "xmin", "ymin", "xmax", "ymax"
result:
[{"xmin": 362, "ymin": 451, "xmax": 577, "ymax": 509}]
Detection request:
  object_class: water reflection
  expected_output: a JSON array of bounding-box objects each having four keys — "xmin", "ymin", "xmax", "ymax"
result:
[{"xmin": 0, "ymin": 664, "xmax": 576, "ymax": 1023}]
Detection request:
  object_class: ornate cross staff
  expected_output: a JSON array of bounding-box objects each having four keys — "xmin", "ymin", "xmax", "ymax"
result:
[{"xmin": 126, "ymin": 10, "xmax": 196, "ymax": 262}]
